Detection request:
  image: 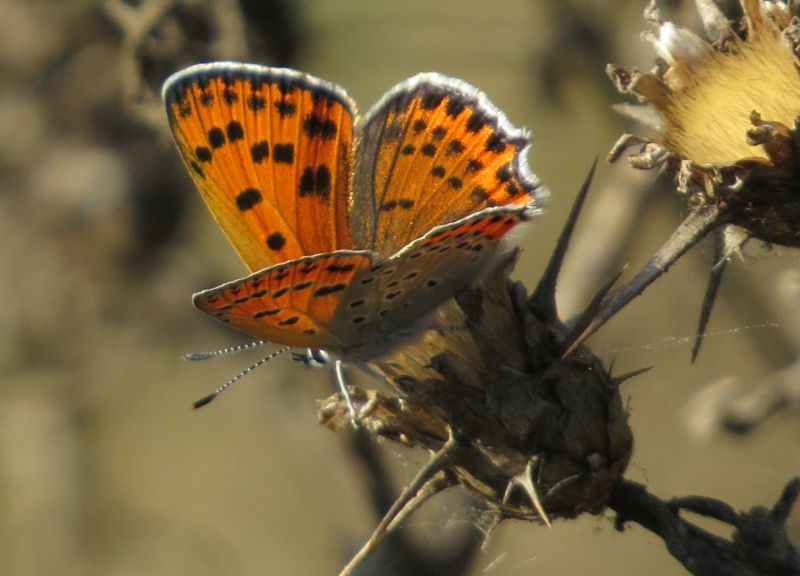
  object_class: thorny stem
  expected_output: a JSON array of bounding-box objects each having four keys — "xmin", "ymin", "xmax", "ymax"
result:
[{"xmin": 564, "ymin": 202, "xmax": 725, "ymax": 356}]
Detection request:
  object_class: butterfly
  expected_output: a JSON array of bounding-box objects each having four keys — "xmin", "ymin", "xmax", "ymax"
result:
[{"xmin": 163, "ymin": 62, "xmax": 545, "ymax": 380}]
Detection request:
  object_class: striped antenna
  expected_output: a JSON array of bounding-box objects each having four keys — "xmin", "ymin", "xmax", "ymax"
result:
[
  {"xmin": 192, "ymin": 346, "xmax": 291, "ymax": 409},
  {"xmin": 184, "ymin": 340, "xmax": 267, "ymax": 361}
]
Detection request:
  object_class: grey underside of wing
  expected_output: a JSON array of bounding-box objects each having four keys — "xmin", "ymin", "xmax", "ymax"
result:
[{"xmin": 330, "ymin": 228, "xmax": 509, "ymax": 359}]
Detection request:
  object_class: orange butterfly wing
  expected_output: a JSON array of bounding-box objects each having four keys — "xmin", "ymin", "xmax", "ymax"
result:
[
  {"xmin": 163, "ymin": 63, "xmax": 356, "ymax": 272},
  {"xmin": 193, "ymin": 251, "xmax": 376, "ymax": 351},
  {"xmin": 351, "ymin": 73, "xmax": 546, "ymax": 255}
]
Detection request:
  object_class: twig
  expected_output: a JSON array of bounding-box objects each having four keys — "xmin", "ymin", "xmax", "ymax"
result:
[
  {"xmin": 608, "ymin": 478, "xmax": 800, "ymax": 576},
  {"xmin": 104, "ymin": 0, "xmax": 177, "ymax": 127},
  {"xmin": 341, "ymin": 426, "xmax": 482, "ymax": 576}
]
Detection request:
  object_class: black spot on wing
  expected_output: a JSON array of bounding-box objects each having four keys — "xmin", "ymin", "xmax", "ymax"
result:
[
  {"xmin": 299, "ymin": 166, "xmax": 331, "ymax": 200},
  {"xmin": 208, "ymin": 127, "xmax": 225, "ymax": 149},
  {"xmin": 275, "ymin": 100, "xmax": 296, "ymax": 117},
  {"xmin": 420, "ymin": 91, "xmax": 445, "ymax": 110},
  {"xmin": 251, "ymin": 141, "xmax": 269, "ymax": 164},
  {"xmin": 496, "ymin": 163, "xmax": 512, "ymax": 183},
  {"xmin": 226, "ymin": 120, "xmax": 244, "ymax": 141},
  {"xmin": 303, "ymin": 115, "xmax": 337, "ymax": 140},
  {"xmin": 236, "ymin": 188, "xmax": 262, "ymax": 211},
  {"xmin": 195, "ymin": 146, "xmax": 212, "ymax": 162},
  {"xmin": 266, "ymin": 232, "xmax": 286, "ymax": 251},
  {"xmin": 486, "ymin": 133, "xmax": 506, "ymax": 153},
  {"xmin": 446, "ymin": 99, "xmax": 465, "ymax": 117},
  {"xmin": 466, "ymin": 113, "xmax": 487, "ymax": 133},
  {"xmin": 447, "ymin": 140, "xmax": 465, "ymax": 155},
  {"xmin": 273, "ymin": 143, "xmax": 294, "ymax": 164},
  {"xmin": 222, "ymin": 87, "xmax": 238, "ymax": 104},
  {"xmin": 313, "ymin": 283, "xmax": 347, "ymax": 297},
  {"xmin": 326, "ymin": 262, "xmax": 356, "ymax": 273},
  {"xmin": 253, "ymin": 308, "xmax": 280, "ymax": 318},
  {"xmin": 466, "ymin": 159, "xmax": 483, "ymax": 172},
  {"xmin": 247, "ymin": 94, "xmax": 266, "ymax": 111}
]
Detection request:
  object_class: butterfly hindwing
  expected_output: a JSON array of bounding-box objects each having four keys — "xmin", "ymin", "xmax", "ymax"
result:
[
  {"xmin": 163, "ymin": 63, "xmax": 356, "ymax": 272},
  {"xmin": 193, "ymin": 251, "xmax": 376, "ymax": 350},
  {"xmin": 351, "ymin": 73, "xmax": 546, "ymax": 255},
  {"xmin": 331, "ymin": 205, "xmax": 538, "ymax": 359}
]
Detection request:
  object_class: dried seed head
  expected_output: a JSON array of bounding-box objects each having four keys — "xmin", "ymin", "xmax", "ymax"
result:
[{"xmin": 609, "ymin": 0, "xmax": 800, "ymax": 247}]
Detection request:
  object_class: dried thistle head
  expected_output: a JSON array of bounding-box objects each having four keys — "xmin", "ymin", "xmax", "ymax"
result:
[
  {"xmin": 609, "ymin": 0, "xmax": 800, "ymax": 246},
  {"xmin": 319, "ymin": 170, "xmax": 634, "ymax": 525}
]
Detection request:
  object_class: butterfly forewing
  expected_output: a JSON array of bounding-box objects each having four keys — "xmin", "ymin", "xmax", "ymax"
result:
[
  {"xmin": 352, "ymin": 73, "xmax": 545, "ymax": 256},
  {"xmin": 193, "ymin": 251, "xmax": 376, "ymax": 351},
  {"xmin": 164, "ymin": 63, "xmax": 356, "ymax": 272}
]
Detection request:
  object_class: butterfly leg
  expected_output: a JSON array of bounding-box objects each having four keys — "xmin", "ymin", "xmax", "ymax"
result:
[
  {"xmin": 334, "ymin": 359, "xmax": 359, "ymax": 425},
  {"xmin": 291, "ymin": 348, "xmax": 331, "ymax": 369}
]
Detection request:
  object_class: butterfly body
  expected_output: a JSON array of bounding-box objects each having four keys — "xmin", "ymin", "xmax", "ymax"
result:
[{"xmin": 164, "ymin": 62, "xmax": 545, "ymax": 363}]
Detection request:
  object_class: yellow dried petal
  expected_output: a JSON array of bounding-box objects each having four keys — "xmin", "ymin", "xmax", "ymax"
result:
[{"xmin": 660, "ymin": 28, "xmax": 800, "ymax": 165}]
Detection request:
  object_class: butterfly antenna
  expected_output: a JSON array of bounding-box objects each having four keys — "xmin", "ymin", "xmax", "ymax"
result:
[
  {"xmin": 184, "ymin": 340, "xmax": 268, "ymax": 361},
  {"xmin": 192, "ymin": 346, "xmax": 291, "ymax": 409}
]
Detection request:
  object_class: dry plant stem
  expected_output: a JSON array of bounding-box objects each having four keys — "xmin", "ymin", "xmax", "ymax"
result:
[
  {"xmin": 338, "ymin": 435, "xmax": 465, "ymax": 576},
  {"xmin": 566, "ymin": 202, "xmax": 725, "ymax": 356},
  {"xmin": 722, "ymin": 359, "xmax": 800, "ymax": 433},
  {"xmin": 104, "ymin": 0, "xmax": 177, "ymax": 126},
  {"xmin": 608, "ymin": 478, "xmax": 800, "ymax": 576},
  {"xmin": 342, "ymin": 425, "xmax": 479, "ymax": 576},
  {"xmin": 209, "ymin": 0, "xmax": 249, "ymax": 61}
]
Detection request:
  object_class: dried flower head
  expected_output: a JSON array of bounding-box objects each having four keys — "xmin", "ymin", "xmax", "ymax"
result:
[{"xmin": 609, "ymin": 0, "xmax": 800, "ymax": 246}]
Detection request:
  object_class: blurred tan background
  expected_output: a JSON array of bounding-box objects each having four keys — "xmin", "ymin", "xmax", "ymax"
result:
[{"xmin": 1, "ymin": 0, "xmax": 798, "ymax": 574}]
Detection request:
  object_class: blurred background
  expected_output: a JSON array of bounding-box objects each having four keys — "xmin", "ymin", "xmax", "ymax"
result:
[{"xmin": 1, "ymin": 0, "xmax": 798, "ymax": 574}]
